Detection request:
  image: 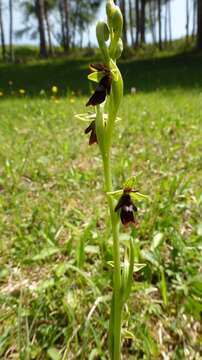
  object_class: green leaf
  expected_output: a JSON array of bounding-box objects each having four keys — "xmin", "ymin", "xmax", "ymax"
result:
[
  {"xmin": 85, "ymin": 245, "xmax": 99, "ymax": 254},
  {"xmin": 47, "ymin": 347, "xmax": 61, "ymax": 360},
  {"xmin": 32, "ymin": 247, "xmax": 59, "ymax": 261},
  {"xmin": 160, "ymin": 269, "xmax": 168, "ymax": 306},
  {"xmin": 151, "ymin": 232, "xmax": 164, "ymax": 251},
  {"xmin": 89, "ymin": 349, "xmax": 99, "ymax": 360},
  {"xmin": 133, "ymin": 263, "xmax": 146, "ymax": 272},
  {"xmin": 88, "ymin": 71, "xmax": 103, "ymax": 83},
  {"xmin": 122, "ymin": 329, "xmax": 135, "ymax": 339}
]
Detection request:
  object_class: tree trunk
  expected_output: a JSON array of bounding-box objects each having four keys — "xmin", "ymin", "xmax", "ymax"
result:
[
  {"xmin": 63, "ymin": 0, "xmax": 70, "ymax": 52},
  {"xmin": 158, "ymin": 0, "xmax": 162, "ymax": 50},
  {"xmin": 164, "ymin": 0, "xmax": 168, "ymax": 45},
  {"xmin": 120, "ymin": 0, "xmax": 128, "ymax": 46},
  {"xmin": 192, "ymin": 0, "xmax": 197, "ymax": 37},
  {"xmin": 135, "ymin": 0, "xmax": 140, "ymax": 47},
  {"xmin": 0, "ymin": 0, "xmax": 6, "ymax": 61},
  {"xmin": 168, "ymin": 0, "xmax": 172, "ymax": 44},
  {"xmin": 35, "ymin": 0, "xmax": 47, "ymax": 58},
  {"xmin": 129, "ymin": 0, "xmax": 134, "ymax": 46},
  {"xmin": 140, "ymin": 0, "xmax": 146, "ymax": 45},
  {"xmin": 149, "ymin": 0, "xmax": 156, "ymax": 44},
  {"xmin": 59, "ymin": 1, "xmax": 65, "ymax": 49},
  {"xmin": 44, "ymin": 6, "xmax": 53, "ymax": 55},
  {"xmin": 197, "ymin": 0, "xmax": 202, "ymax": 50},
  {"xmin": 186, "ymin": 0, "xmax": 189, "ymax": 43},
  {"xmin": 9, "ymin": 0, "xmax": 14, "ymax": 62}
]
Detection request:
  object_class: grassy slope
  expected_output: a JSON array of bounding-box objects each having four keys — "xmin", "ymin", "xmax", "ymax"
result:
[{"xmin": 0, "ymin": 53, "xmax": 202, "ymax": 359}]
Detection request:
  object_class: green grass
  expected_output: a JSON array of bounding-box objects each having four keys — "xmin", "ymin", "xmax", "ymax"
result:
[{"xmin": 0, "ymin": 53, "xmax": 202, "ymax": 359}]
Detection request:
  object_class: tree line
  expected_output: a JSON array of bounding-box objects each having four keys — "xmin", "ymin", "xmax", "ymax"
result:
[
  {"xmin": 0, "ymin": 0, "xmax": 202, "ymax": 61},
  {"xmin": 118, "ymin": 0, "xmax": 202, "ymax": 51}
]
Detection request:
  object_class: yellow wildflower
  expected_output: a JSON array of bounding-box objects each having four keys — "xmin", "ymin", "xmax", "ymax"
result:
[
  {"xmin": 70, "ymin": 98, "xmax": 75, "ymax": 104},
  {"xmin": 52, "ymin": 86, "xmax": 58, "ymax": 94},
  {"xmin": 19, "ymin": 89, "xmax": 25, "ymax": 95},
  {"xmin": 0, "ymin": 91, "xmax": 3, "ymax": 96}
]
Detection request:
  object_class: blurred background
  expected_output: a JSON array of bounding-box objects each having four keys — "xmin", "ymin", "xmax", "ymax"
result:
[{"xmin": 0, "ymin": 0, "xmax": 202, "ymax": 60}]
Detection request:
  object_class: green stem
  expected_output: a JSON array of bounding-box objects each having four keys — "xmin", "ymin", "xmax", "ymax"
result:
[{"xmin": 102, "ymin": 151, "xmax": 122, "ymax": 360}]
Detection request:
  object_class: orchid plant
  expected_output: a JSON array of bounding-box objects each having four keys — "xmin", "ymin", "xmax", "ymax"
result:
[{"xmin": 76, "ymin": 1, "xmax": 147, "ymax": 358}]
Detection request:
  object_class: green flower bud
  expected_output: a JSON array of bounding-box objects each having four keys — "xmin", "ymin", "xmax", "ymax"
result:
[
  {"xmin": 114, "ymin": 38, "xmax": 123, "ymax": 59},
  {"xmin": 106, "ymin": 0, "xmax": 116, "ymax": 30},
  {"xmin": 96, "ymin": 21, "xmax": 110, "ymax": 63},
  {"xmin": 96, "ymin": 21, "xmax": 109, "ymax": 43},
  {"xmin": 112, "ymin": 6, "xmax": 123, "ymax": 38}
]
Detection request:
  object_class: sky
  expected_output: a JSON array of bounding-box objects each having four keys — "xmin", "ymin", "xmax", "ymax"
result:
[{"xmin": 2, "ymin": 0, "xmax": 193, "ymax": 46}]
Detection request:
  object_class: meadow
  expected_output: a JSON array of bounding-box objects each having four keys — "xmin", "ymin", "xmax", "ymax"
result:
[{"xmin": 0, "ymin": 51, "xmax": 202, "ymax": 359}]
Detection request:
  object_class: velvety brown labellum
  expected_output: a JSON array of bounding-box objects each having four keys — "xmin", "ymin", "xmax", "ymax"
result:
[
  {"xmin": 115, "ymin": 194, "xmax": 137, "ymax": 226},
  {"xmin": 99, "ymin": 75, "xmax": 112, "ymax": 95},
  {"xmin": 84, "ymin": 121, "xmax": 97, "ymax": 145},
  {"xmin": 86, "ymin": 85, "xmax": 107, "ymax": 106},
  {"xmin": 86, "ymin": 64, "xmax": 112, "ymax": 107}
]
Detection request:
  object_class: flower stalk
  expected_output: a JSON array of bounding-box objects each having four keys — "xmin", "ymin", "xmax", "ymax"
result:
[
  {"xmin": 88, "ymin": 1, "xmax": 124, "ymax": 358},
  {"xmin": 77, "ymin": 1, "xmax": 148, "ymax": 358},
  {"xmin": 95, "ymin": 3, "xmax": 124, "ymax": 357}
]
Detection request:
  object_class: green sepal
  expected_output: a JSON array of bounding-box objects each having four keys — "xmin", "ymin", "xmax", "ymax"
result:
[
  {"xmin": 88, "ymin": 71, "xmax": 104, "ymax": 83},
  {"xmin": 107, "ymin": 189, "xmax": 123, "ymax": 199},
  {"xmin": 75, "ymin": 112, "xmax": 121, "ymax": 124},
  {"xmin": 123, "ymin": 176, "xmax": 136, "ymax": 189},
  {"xmin": 130, "ymin": 192, "xmax": 150, "ymax": 202},
  {"xmin": 75, "ymin": 112, "xmax": 96, "ymax": 122}
]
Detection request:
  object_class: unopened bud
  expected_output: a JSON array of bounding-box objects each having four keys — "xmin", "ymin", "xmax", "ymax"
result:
[
  {"xmin": 112, "ymin": 6, "xmax": 123, "ymax": 38},
  {"xmin": 96, "ymin": 21, "xmax": 110, "ymax": 63},
  {"xmin": 106, "ymin": 1, "xmax": 116, "ymax": 29},
  {"xmin": 96, "ymin": 21, "xmax": 110, "ymax": 43},
  {"xmin": 114, "ymin": 38, "xmax": 123, "ymax": 59}
]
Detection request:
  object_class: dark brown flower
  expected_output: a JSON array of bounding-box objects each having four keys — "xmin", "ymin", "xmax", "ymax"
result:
[
  {"xmin": 115, "ymin": 193, "xmax": 137, "ymax": 226},
  {"xmin": 86, "ymin": 64, "xmax": 112, "ymax": 107},
  {"xmin": 86, "ymin": 84, "xmax": 108, "ymax": 106},
  {"xmin": 84, "ymin": 120, "xmax": 97, "ymax": 145}
]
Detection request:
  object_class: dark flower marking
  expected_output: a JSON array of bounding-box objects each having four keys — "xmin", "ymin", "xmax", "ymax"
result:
[
  {"xmin": 84, "ymin": 120, "xmax": 97, "ymax": 145},
  {"xmin": 89, "ymin": 63, "xmax": 110, "ymax": 73},
  {"xmin": 115, "ymin": 192, "xmax": 137, "ymax": 226},
  {"xmin": 86, "ymin": 63, "xmax": 112, "ymax": 107}
]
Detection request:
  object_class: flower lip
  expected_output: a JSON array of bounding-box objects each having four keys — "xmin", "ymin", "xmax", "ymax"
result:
[
  {"xmin": 99, "ymin": 75, "xmax": 112, "ymax": 95},
  {"xmin": 84, "ymin": 120, "xmax": 97, "ymax": 145},
  {"xmin": 115, "ymin": 193, "xmax": 137, "ymax": 226},
  {"xmin": 86, "ymin": 63, "xmax": 112, "ymax": 107},
  {"xmin": 86, "ymin": 85, "xmax": 107, "ymax": 107}
]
